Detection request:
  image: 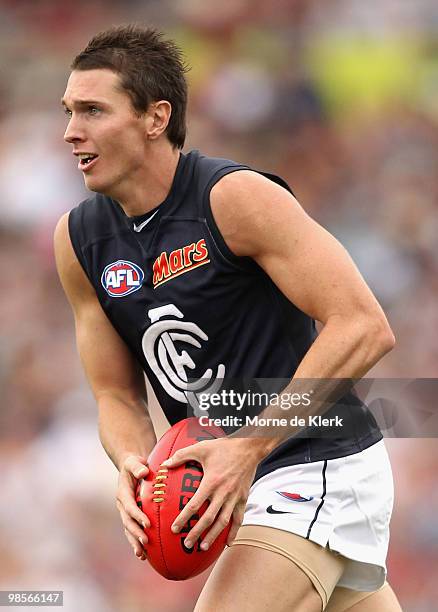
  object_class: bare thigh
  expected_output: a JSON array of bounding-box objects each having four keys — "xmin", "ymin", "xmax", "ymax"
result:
[
  {"xmin": 194, "ymin": 543, "xmax": 323, "ymax": 612},
  {"xmin": 326, "ymin": 583, "xmax": 403, "ymax": 612}
]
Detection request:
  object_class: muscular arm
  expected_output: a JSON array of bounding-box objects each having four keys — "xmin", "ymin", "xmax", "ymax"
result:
[
  {"xmin": 54, "ymin": 212, "xmax": 155, "ymax": 560},
  {"xmin": 209, "ymin": 170, "xmax": 395, "ymax": 446},
  {"xmin": 54, "ymin": 213, "xmax": 156, "ymax": 467}
]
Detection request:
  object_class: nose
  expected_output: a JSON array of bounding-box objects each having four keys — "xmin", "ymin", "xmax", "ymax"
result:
[{"xmin": 64, "ymin": 114, "xmax": 85, "ymax": 144}]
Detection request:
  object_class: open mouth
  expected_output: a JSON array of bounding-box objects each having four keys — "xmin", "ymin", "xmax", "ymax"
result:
[{"xmin": 77, "ymin": 153, "xmax": 99, "ymax": 171}]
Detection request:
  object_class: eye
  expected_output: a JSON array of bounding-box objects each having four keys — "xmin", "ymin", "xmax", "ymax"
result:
[
  {"xmin": 63, "ymin": 107, "xmax": 72, "ymax": 117},
  {"xmin": 88, "ymin": 106, "xmax": 100, "ymax": 115}
]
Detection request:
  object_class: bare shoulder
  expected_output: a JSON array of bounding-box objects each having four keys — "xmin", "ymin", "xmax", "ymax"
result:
[
  {"xmin": 54, "ymin": 212, "xmax": 148, "ymax": 399},
  {"xmin": 53, "ymin": 211, "xmax": 96, "ymax": 308},
  {"xmin": 209, "ymin": 169, "xmax": 308, "ymax": 258}
]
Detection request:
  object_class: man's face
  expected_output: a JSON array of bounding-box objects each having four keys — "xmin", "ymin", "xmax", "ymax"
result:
[{"xmin": 62, "ymin": 69, "xmax": 148, "ymax": 195}]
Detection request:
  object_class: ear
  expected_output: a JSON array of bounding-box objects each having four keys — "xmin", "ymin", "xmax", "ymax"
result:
[{"xmin": 145, "ymin": 100, "xmax": 172, "ymax": 141}]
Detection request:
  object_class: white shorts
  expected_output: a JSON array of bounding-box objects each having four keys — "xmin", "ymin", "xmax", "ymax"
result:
[{"xmin": 242, "ymin": 439, "xmax": 394, "ymax": 591}]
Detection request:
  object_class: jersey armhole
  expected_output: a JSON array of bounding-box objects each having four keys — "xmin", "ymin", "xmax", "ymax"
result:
[
  {"xmin": 202, "ymin": 165, "xmax": 260, "ymax": 272},
  {"xmin": 67, "ymin": 208, "xmax": 94, "ymax": 284}
]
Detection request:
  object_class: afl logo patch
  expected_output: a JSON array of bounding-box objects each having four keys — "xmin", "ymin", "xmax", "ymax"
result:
[{"xmin": 101, "ymin": 260, "xmax": 144, "ymax": 297}]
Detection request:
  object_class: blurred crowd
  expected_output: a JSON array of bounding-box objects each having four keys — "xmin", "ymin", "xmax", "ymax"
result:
[{"xmin": 0, "ymin": 0, "xmax": 437, "ymax": 610}]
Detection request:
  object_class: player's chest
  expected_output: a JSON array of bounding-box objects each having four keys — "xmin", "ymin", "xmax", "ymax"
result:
[{"xmin": 90, "ymin": 218, "xmax": 236, "ymax": 327}]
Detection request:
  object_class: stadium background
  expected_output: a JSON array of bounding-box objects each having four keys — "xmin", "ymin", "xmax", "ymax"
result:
[{"xmin": 1, "ymin": 0, "xmax": 437, "ymax": 610}]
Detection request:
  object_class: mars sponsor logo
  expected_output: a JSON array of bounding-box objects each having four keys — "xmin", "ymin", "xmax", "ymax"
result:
[
  {"xmin": 101, "ymin": 260, "xmax": 144, "ymax": 297},
  {"xmin": 153, "ymin": 239, "xmax": 210, "ymax": 288}
]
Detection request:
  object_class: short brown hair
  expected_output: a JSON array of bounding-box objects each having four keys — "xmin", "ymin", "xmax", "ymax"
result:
[{"xmin": 71, "ymin": 25, "xmax": 189, "ymax": 149}]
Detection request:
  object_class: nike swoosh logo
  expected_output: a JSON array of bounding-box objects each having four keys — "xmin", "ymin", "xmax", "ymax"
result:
[
  {"xmin": 266, "ymin": 505, "xmax": 298, "ymax": 515},
  {"xmin": 133, "ymin": 209, "xmax": 159, "ymax": 232}
]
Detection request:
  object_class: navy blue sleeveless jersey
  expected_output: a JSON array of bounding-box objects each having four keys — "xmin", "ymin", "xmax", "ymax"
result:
[{"xmin": 68, "ymin": 149, "xmax": 382, "ymax": 482}]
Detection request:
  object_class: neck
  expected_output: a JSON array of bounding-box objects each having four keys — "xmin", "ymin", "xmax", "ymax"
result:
[{"xmin": 110, "ymin": 140, "xmax": 181, "ymax": 217}]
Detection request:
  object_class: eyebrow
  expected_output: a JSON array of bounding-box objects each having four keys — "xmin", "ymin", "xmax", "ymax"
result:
[{"xmin": 61, "ymin": 98, "xmax": 107, "ymax": 108}]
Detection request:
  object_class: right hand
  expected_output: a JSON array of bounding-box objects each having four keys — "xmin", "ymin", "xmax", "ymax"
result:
[{"xmin": 116, "ymin": 455, "xmax": 150, "ymax": 561}]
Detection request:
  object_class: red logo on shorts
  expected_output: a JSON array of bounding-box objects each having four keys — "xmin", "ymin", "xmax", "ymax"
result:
[{"xmin": 276, "ymin": 492, "xmax": 314, "ymax": 502}]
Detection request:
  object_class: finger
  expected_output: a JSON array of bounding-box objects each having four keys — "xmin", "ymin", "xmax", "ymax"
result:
[
  {"xmin": 124, "ymin": 527, "xmax": 147, "ymax": 560},
  {"xmin": 117, "ymin": 488, "xmax": 151, "ymax": 528},
  {"xmin": 124, "ymin": 526, "xmax": 146, "ymax": 556},
  {"xmin": 170, "ymin": 485, "xmax": 210, "ymax": 535},
  {"xmin": 118, "ymin": 465, "xmax": 149, "ymax": 502},
  {"xmin": 182, "ymin": 499, "xmax": 223, "ymax": 550},
  {"xmin": 199, "ymin": 504, "xmax": 233, "ymax": 551},
  {"xmin": 161, "ymin": 446, "xmax": 198, "ymax": 469},
  {"xmin": 226, "ymin": 504, "xmax": 246, "ymax": 546},
  {"xmin": 119, "ymin": 505, "xmax": 149, "ymax": 545},
  {"xmin": 122, "ymin": 456, "xmax": 149, "ymax": 480}
]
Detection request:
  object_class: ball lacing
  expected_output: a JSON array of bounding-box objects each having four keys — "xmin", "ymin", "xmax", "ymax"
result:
[{"xmin": 153, "ymin": 466, "xmax": 168, "ymax": 502}]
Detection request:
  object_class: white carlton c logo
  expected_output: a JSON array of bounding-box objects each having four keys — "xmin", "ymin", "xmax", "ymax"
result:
[{"xmin": 142, "ymin": 304, "xmax": 225, "ymax": 415}]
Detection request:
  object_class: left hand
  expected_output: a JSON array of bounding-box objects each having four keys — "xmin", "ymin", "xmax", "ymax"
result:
[{"xmin": 161, "ymin": 437, "xmax": 268, "ymax": 551}]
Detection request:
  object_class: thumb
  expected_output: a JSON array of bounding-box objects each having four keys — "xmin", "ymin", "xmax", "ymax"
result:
[
  {"xmin": 124, "ymin": 455, "xmax": 149, "ymax": 479},
  {"xmin": 133, "ymin": 462, "xmax": 149, "ymax": 479}
]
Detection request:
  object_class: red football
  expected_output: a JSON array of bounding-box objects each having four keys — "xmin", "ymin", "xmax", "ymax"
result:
[{"xmin": 136, "ymin": 417, "xmax": 231, "ymax": 580}]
